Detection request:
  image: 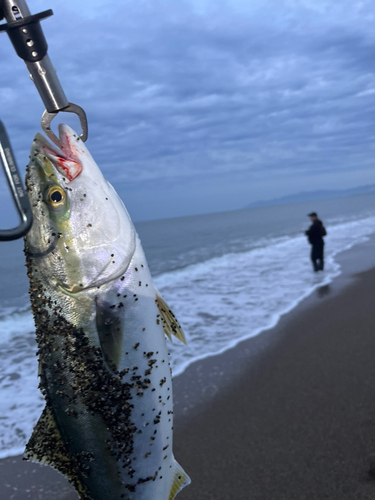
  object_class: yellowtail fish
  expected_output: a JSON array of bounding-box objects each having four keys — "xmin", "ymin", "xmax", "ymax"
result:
[{"xmin": 23, "ymin": 124, "xmax": 190, "ymax": 500}]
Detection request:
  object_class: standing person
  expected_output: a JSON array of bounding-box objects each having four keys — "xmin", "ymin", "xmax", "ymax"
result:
[{"xmin": 305, "ymin": 212, "xmax": 327, "ymax": 272}]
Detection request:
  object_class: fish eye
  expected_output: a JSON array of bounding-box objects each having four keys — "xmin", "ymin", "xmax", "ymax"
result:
[{"xmin": 47, "ymin": 186, "xmax": 66, "ymax": 208}]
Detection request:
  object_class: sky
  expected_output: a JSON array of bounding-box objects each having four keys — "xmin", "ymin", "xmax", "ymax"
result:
[{"xmin": 0, "ymin": 0, "xmax": 375, "ymax": 222}]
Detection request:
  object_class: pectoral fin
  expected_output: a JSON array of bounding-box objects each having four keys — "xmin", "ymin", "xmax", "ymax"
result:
[
  {"xmin": 24, "ymin": 406, "xmax": 89, "ymax": 499},
  {"xmin": 169, "ymin": 458, "xmax": 191, "ymax": 500},
  {"xmin": 155, "ymin": 289, "xmax": 187, "ymax": 345},
  {"xmin": 95, "ymin": 297, "xmax": 123, "ymax": 370}
]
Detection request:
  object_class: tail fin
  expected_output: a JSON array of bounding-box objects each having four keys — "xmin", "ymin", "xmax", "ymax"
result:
[{"xmin": 169, "ymin": 458, "xmax": 191, "ymax": 500}]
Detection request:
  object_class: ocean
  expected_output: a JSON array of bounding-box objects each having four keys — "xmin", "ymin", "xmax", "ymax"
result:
[{"xmin": 1, "ymin": 193, "xmax": 375, "ymax": 459}]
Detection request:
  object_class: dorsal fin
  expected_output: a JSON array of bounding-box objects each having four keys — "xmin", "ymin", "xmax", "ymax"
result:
[
  {"xmin": 169, "ymin": 457, "xmax": 191, "ymax": 499},
  {"xmin": 95, "ymin": 297, "xmax": 123, "ymax": 370},
  {"xmin": 24, "ymin": 406, "xmax": 89, "ymax": 499},
  {"xmin": 155, "ymin": 289, "xmax": 187, "ymax": 345}
]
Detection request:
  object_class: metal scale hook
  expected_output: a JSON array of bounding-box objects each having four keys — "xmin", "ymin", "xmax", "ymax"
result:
[{"xmin": 0, "ymin": 0, "xmax": 89, "ymax": 240}]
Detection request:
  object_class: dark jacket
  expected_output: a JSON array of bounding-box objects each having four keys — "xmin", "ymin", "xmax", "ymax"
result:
[{"xmin": 305, "ymin": 219, "xmax": 325, "ymax": 245}]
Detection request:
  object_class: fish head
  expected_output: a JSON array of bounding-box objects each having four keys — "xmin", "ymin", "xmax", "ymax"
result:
[{"xmin": 25, "ymin": 124, "xmax": 135, "ymax": 294}]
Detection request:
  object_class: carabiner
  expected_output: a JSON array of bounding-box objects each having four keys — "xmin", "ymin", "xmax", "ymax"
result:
[{"xmin": 0, "ymin": 121, "xmax": 33, "ymax": 241}]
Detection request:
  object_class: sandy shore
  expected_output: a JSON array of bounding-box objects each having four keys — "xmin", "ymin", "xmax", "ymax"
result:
[
  {"xmin": 174, "ymin": 243, "xmax": 375, "ymax": 500},
  {"xmin": 2, "ymin": 237, "xmax": 375, "ymax": 499}
]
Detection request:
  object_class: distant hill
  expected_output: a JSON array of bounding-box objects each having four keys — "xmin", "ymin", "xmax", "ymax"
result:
[{"xmin": 245, "ymin": 184, "xmax": 375, "ymax": 209}]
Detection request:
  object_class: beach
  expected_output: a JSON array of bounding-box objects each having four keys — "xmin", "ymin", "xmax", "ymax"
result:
[
  {"xmin": 174, "ymin": 237, "xmax": 375, "ymax": 500},
  {"xmin": 1, "ymin": 237, "xmax": 375, "ymax": 499}
]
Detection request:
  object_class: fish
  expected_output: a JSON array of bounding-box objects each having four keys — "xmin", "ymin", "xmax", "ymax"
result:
[{"xmin": 23, "ymin": 124, "xmax": 190, "ymax": 500}]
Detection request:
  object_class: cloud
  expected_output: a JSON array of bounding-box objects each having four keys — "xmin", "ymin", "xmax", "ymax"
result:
[{"xmin": 0, "ymin": 0, "xmax": 374, "ymax": 220}]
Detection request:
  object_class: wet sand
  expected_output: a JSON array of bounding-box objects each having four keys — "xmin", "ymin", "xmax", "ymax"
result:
[
  {"xmin": 174, "ymin": 242, "xmax": 375, "ymax": 500},
  {"xmin": 2, "ymin": 237, "xmax": 375, "ymax": 499}
]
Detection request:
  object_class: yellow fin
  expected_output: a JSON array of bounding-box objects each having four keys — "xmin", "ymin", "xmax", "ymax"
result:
[
  {"xmin": 24, "ymin": 406, "xmax": 71, "ymax": 468},
  {"xmin": 169, "ymin": 458, "xmax": 191, "ymax": 500},
  {"xmin": 24, "ymin": 406, "xmax": 89, "ymax": 499},
  {"xmin": 155, "ymin": 289, "xmax": 187, "ymax": 345}
]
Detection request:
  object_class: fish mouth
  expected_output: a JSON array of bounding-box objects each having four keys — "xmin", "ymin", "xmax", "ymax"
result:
[{"xmin": 33, "ymin": 125, "xmax": 83, "ymax": 183}]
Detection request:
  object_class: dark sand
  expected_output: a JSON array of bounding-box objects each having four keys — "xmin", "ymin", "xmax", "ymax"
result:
[{"xmin": 2, "ymin": 238, "xmax": 375, "ymax": 499}]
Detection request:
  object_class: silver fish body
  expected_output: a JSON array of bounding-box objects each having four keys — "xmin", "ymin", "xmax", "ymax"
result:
[{"xmin": 24, "ymin": 125, "xmax": 190, "ymax": 500}]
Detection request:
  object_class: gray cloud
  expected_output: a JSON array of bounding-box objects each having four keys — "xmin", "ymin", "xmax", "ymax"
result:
[{"xmin": 0, "ymin": 0, "xmax": 375, "ymax": 221}]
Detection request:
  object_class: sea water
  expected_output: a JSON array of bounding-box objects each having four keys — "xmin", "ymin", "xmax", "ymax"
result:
[{"xmin": 0, "ymin": 193, "xmax": 375, "ymax": 458}]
